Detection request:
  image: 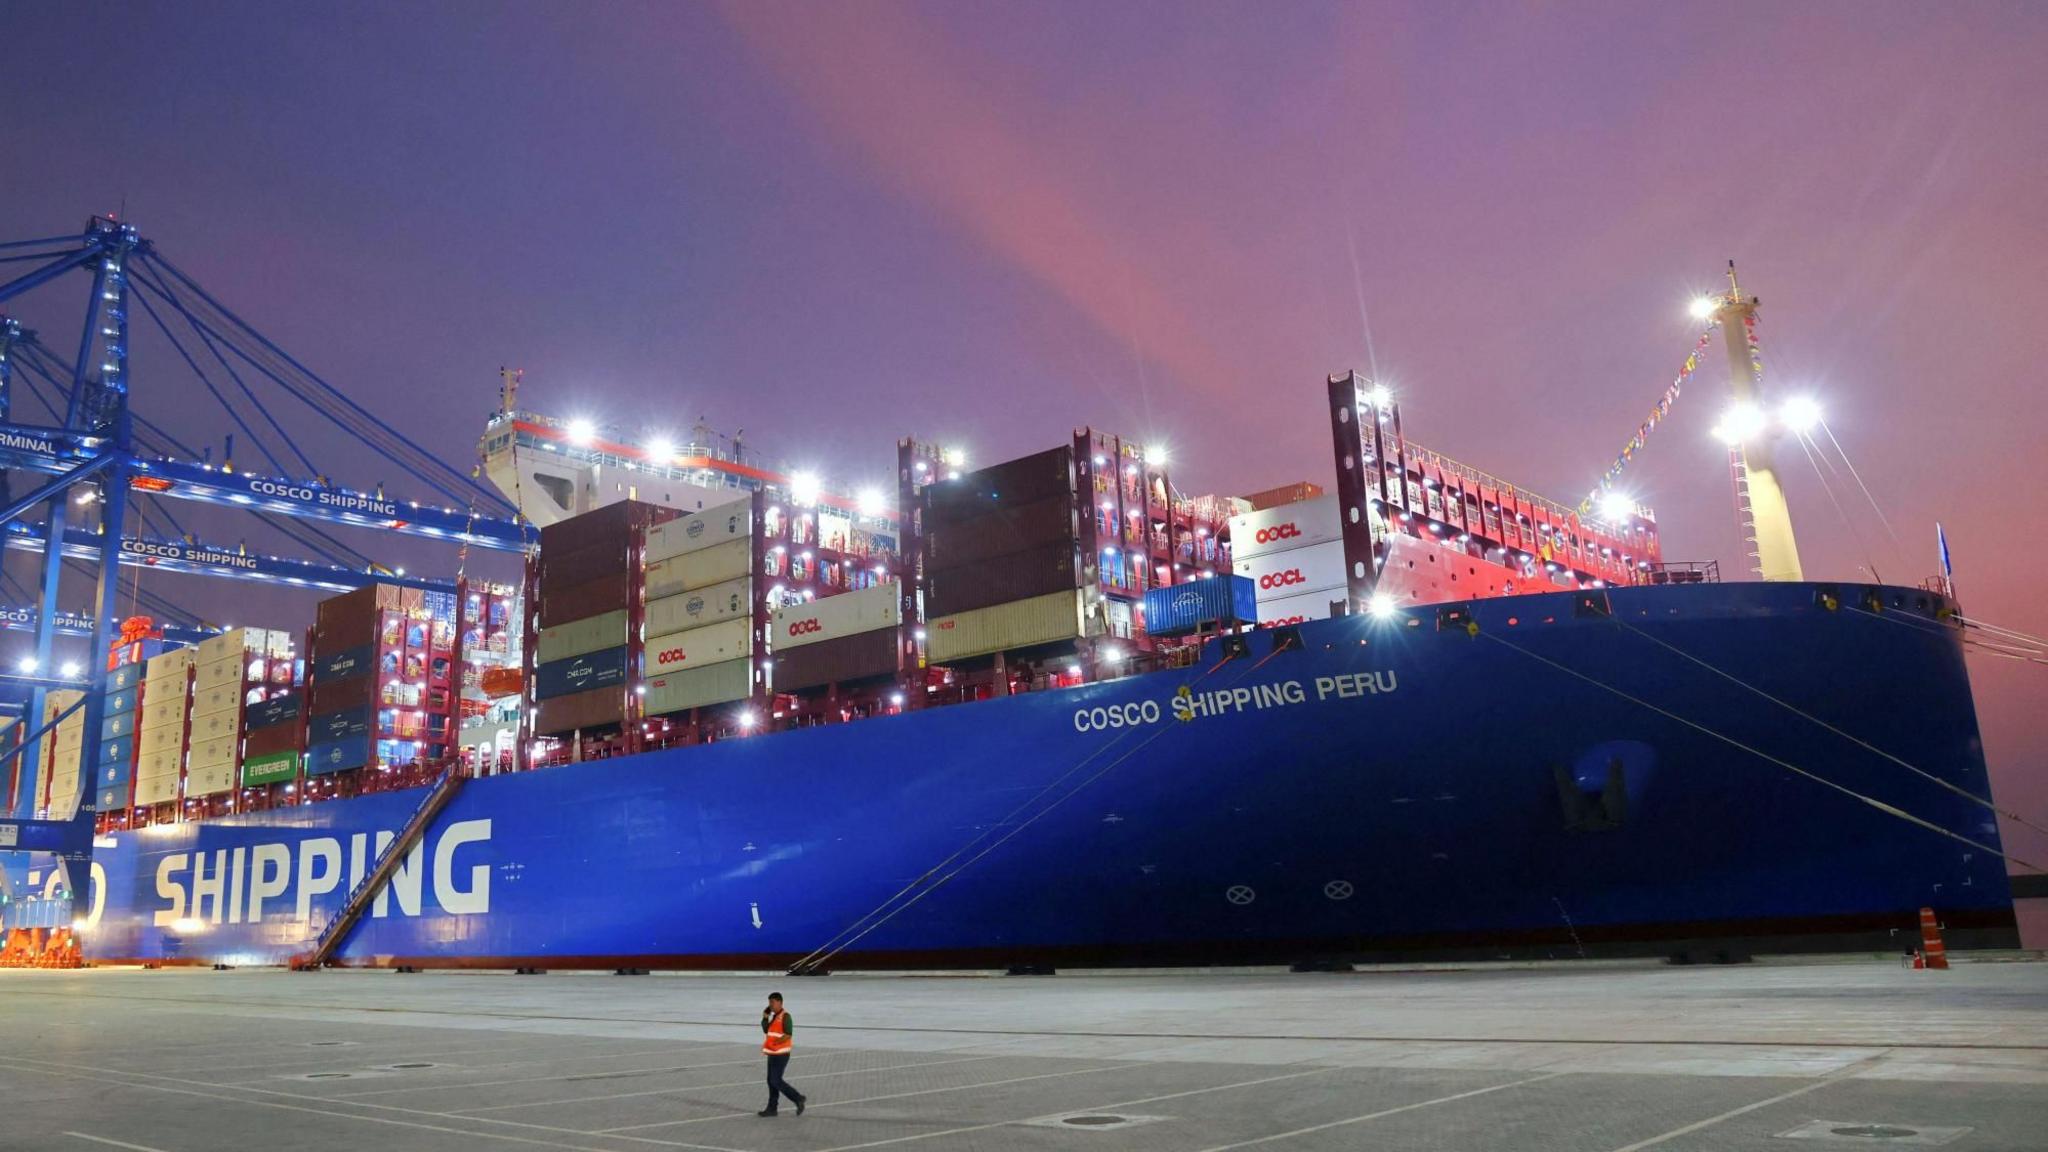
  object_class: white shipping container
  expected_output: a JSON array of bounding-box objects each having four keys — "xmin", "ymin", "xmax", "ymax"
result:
[
  {"xmin": 133, "ymin": 772, "xmax": 180, "ymax": 806},
  {"xmin": 642, "ymin": 656, "xmax": 754, "ymax": 716},
  {"xmin": 1227, "ymin": 495, "xmax": 1343, "ymax": 563},
  {"xmin": 645, "ymin": 538, "xmax": 753, "ymax": 599},
  {"xmin": 770, "ymin": 582, "xmax": 900, "ymax": 652},
  {"xmin": 645, "ymin": 618, "xmax": 754, "ymax": 676},
  {"xmin": 1234, "ymin": 539, "xmax": 1350, "ymax": 602},
  {"xmin": 536, "ymin": 609, "xmax": 629, "ymax": 664},
  {"xmin": 145, "ymin": 648, "xmax": 195, "ymax": 682},
  {"xmin": 925, "ymin": 589, "xmax": 1095, "ymax": 664},
  {"xmin": 646, "ymin": 498, "xmax": 754, "ymax": 564},
  {"xmin": 1255, "ymin": 587, "xmax": 1348, "ymax": 627},
  {"xmin": 644, "ymin": 576, "xmax": 751, "ymax": 636}
]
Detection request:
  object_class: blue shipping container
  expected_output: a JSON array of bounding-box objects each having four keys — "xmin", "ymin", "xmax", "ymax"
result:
[
  {"xmin": 311, "ymin": 707, "xmax": 372, "ymax": 744},
  {"xmin": 307, "ymin": 734, "xmax": 371, "ymax": 776},
  {"xmin": 103, "ymin": 688, "xmax": 138, "ymax": 719},
  {"xmin": 99, "ymin": 710, "xmax": 136, "ymax": 743},
  {"xmin": 535, "ymin": 646, "xmax": 631, "ymax": 701},
  {"xmin": 1141, "ymin": 575, "xmax": 1258, "ymax": 637},
  {"xmin": 314, "ymin": 644, "xmax": 376, "ymax": 683},
  {"xmin": 108, "ymin": 664, "xmax": 142, "ymax": 693},
  {"xmin": 247, "ymin": 693, "xmax": 302, "ymax": 731},
  {"xmin": 100, "ymin": 734, "xmax": 133, "ymax": 767}
]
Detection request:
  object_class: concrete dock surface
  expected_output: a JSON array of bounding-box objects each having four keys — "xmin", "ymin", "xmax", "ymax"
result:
[{"xmin": 3, "ymin": 957, "xmax": 2045, "ymax": 1151}]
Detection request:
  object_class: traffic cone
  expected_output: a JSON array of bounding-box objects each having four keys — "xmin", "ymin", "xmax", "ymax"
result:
[{"xmin": 1916, "ymin": 907, "xmax": 1949, "ymax": 970}]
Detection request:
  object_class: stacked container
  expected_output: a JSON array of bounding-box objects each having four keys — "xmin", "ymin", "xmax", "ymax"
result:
[
  {"xmin": 640, "ymin": 496, "xmax": 760, "ymax": 717},
  {"xmin": 305, "ymin": 584, "xmax": 450, "ymax": 779},
  {"xmin": 769, "ymin": 581, "xmax": 901, "ymax": 693},
  {"xmin": 239, "ymin": 631, "xmax": 304, "ymax": 790},
  {"xmin": 531, "ymin": 500, "xmax": 680, "ymax": 736},
  {"xmin": 133, "ymin": 648, "xmax": 194, "ymax": 807},
  {"xmin": 35, "ymin": 690, "xmax": 86, "ymax": 817},
  {"xmin": 922, "ymin": 448, "xmax": 1097, "ymax": 664},
  {"xmin": 457, "ymin": 584, "xmax": 523, "ymax": 774},
  {"xmin": 93, "ymin": 644, "xmax": 157, "ymax": 812},
  {"xmin": 1227, "ymin": 495, "xmax": 1349, "ymax": 626},
  {"xmin": 185, "ymin": 628, "xmax": 296, "ymax": 798}
]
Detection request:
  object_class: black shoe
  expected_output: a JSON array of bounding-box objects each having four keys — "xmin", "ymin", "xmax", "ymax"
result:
[
  {"xmin": 795, "ymin": 1099, "xmax": 807, "ymax": 1116},
  {"xmin": 758, "ymin": 1109, "xmax": 777, "ymax": 1117}
]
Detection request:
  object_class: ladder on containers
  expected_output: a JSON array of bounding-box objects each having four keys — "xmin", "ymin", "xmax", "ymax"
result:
[{"xmin": 290, "ymin": 766, "xmax": 469, "ymax": 971}]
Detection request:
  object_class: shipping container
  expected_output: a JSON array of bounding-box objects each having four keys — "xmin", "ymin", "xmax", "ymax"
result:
[
  {"xmin": 242, "ymin": 724, "xmax": 299, "ymax": 760},
  {"xmin": 137, "ymin": 726, "xmax": 184, "ymax": 758},
  {"xmin": 538, "ymin": 538, "xmax": 633, "ymax": 591},
  {"xmin": 925, "ymin": 494, "xmax": 1078, "ymax": 568},
  {"xmin": 1244, "ymin": 481, "xmax": 1326, "ymax": 512},
  {"xmin": 241, "ymin": 750, "xmax": 300, "ymax": 787},
  {"xmin": 926, "ymin": 446, "xmax": 1075, "ymax": 520},
  {"xmin": 307, "ymin": 674, "xmax": 376, "ymax": 717},
  {"xmin": 646, "ymin": 497, "xmax": 753, "ymax": 564},
  {"xmin": 536, "ymin": 609, "xmax": 630, "ymax": 665},
  {"xmin": 99, "ymin": 734, "xmax": 133, "ymax": 767},
  {"xmin": 537, "ymin": 572, "xmax": 633, "ymax": 629},
  {"xmin": 1226, "ymin": 495, "xmax": 1343, "ymax": 563},
  {"xmin": 644, "ymin": 576, "xmax": 751, "ymax": 636},
  {"xmin": 108, "ymin": 663, "xmax": 142, "ymax": 693},
  {"xmin": 926, "ymin": 589, "xmax": 1095, "ymax": 664},
  {"xmin": 143, "ymin": 648, "xmax": 194, "ymax": 682},
  {"xmin": 534, "ymin": 646, "xmax": 632, "ymax": 700},
  {"xmin": 186, "ymin": 762, "xmax": 237, "ymax": 798},
  {"xmin": 642, "ymin": 657, "xmax": 753, "ymax": 716},
  {"xmin": 311, "ymin": 708, "xmax": 372, "ymax": 744},
  {"xmin": 189, "ymin": 710, "xmax": 240, "ymax": 744},
  {"xmin": 194, "ymin": 658, "xmax": 244, "ymax": 692},
  {"xmin": 771, "ymin": 628, "xmax": 899, "ymax": 693},
  {"xmin": 537, "ymin": 498, "xmax": 680, "ymax": 557},
  {"xmin": 191, "ymin": 684, "xmax": 241, "ymax": 720},
  {"xmin": 924, "ymin": 539, "xmax": 1081, "ymax": 619},
  {"xmin": 1233, "ymin": 539, "xmax": 1348, "ymax": 601},
  {"xmin": 245, "ymin": 693, "xmax": 300, "ymax": 731},
  {"xmin": 136, "ymin": 747, "xmax": 181, "ymax": 777},
  {"xmin": 644, "ymin": 537, "xmax": 752, "ymax": 599},
  {"xmin": 1255, "ymin": 587, "xmax": 1348, "ymax": 627},
  {"xmin": 306, "ymin": 734, "xmax": 371, "ymax": 777},
  {"xmin": 98, "ymin": 710, "xmax": 134, "ymax": 743},
  {"xmin": 139, "ymin": 695, "xmax": 186, "ymax": 732},
  {"xmin": 770, "ymin": 581, "xmax": 900, "ymax": 652},
  {"xmin": 312, "ymin": 644, "xmax": 376, "ymax": 684},
  {"xmin": 316, "ymin": 584, "xmax": 420, "ymax": 634},
  {"xmin": 534, "ymin": 684, "xmax": 626, "ymax": 735},
  {"xmin": 188, "ymin": 735, "xmax": 239, "ymax": 770},
  {"xmin": 1140, "ymin": 575, "xmax": 1258, "ymax": 638},
  {"xmin": 104, "ymin": 688, "xmax": 137, "ymax": 718},
  {"xmin": 645, "ymin": 618, "xmax": 753, "ymax": 676}
]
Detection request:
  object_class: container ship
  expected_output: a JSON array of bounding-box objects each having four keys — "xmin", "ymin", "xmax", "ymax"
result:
[{"xmin": 0, "ymin": 293, "xmax": 2019, "ymax": 971}]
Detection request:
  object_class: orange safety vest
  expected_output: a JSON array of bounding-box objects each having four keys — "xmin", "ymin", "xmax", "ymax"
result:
[{"xmin": 762, "ymin": 1010, "xmax": 792, "ymax": 1055}]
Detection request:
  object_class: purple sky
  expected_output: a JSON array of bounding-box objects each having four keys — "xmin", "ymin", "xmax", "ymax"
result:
[{"xmin": 5, "ymin": 3, "xmax": 2045, "ymax": 878}]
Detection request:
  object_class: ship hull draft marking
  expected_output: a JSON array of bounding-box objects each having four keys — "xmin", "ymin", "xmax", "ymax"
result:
[{"xmin": 49, "ymin": 583, "xmax": 2017, "ymax": 968}]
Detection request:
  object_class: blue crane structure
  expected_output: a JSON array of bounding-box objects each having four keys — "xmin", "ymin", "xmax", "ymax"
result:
[{"xmin": 0, "ymin": 217, "xmax": 530, "ymax": 889}]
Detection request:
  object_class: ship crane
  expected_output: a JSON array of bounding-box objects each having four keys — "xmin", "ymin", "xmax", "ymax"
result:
[{"xmin": 1579, "ymin": 263, "xmax": 1803, "ymax": 581}]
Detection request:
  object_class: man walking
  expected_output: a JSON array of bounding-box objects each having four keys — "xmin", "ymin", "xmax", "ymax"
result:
[{"xmin": 759, "ymin": 991, "xmax": 807, "ymax": 1117}]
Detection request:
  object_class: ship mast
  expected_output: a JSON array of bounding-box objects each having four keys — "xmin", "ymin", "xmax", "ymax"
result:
[{"xmin": 1711, "ymin": 263, "xmax": 1803, "ymax": 582}]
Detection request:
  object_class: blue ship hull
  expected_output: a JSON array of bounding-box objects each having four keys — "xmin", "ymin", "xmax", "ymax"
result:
[{"xmin": 28, "ymin": 582, "xmax": 2019, "ymax": 968}]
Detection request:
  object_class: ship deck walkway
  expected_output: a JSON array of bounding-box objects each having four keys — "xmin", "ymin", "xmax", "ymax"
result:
[{"xmin": 2, "ymin": 958, "xmax": 2045, "ymax": 1151}]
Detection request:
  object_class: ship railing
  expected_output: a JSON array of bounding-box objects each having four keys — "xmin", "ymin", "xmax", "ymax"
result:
[{"xmin": 1642, "ymin": 560, "xmax": 1720, "ymax": 586}]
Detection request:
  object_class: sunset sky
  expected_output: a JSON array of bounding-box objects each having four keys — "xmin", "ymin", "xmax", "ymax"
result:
[{"xmin": 4, "ymin": 2, "xmax": 2044, "ymax": 886}]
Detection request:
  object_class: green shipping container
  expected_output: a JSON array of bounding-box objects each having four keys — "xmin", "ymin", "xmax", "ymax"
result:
[{"xmin": 242, "ymin": 750, "xmax": 301, "ymax": 787}]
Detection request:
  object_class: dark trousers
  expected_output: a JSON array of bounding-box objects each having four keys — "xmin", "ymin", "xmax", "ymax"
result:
[{"xmin": 765, "ymin": 1053, "xmax": 804, "ymax": 1110}]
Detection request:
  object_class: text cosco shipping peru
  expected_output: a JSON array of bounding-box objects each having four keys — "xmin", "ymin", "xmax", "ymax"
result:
[{"xmin": 1072, "ymin": 672, "xmax": 1398, "ymax": 733}]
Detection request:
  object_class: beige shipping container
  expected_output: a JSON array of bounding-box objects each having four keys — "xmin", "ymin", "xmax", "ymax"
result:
[
  {"xmin": 645, "ymin": 576, "xmax": 751, "ymax": 636},
  {"xmin": 645, "ymin": 618, "xmax": 753, "ymax": 676},
  {"xmin": 770, "ymin": 582, "xmax": 900, "ymax": 652},
  {"xmin": 646, "ymin": 498, "xmax": 753, "ymax": 565},
  {"xmin": 926, "ymin": 589, "xmax": 1096, "ymax": 664},
  {"xmin": 138, "ymin": 724, "xmax": 185, "ymax": 757},
  {"xmin": 191, "ymin": 684, "xmax": 241, "ymax": 720},
  {"xmin": 145, "ymin": 648, "xmax": 195, "ymax": 682},
  {"xmin": 642, "ymin": 657, "xmax": 754, "ymax": 716},
  {"xmin": 195, "ymin": 658, "xmax": 245, "ymax": 692},
  {"xmin": 197, "ymin": 628, "xmax": 251, "ymax": 665},
  {"xmin": 185, "ymin": 762, "xmax": 236, "ymax": 798},
  {"xmin": 188, "ymin": 734, "xmax": 239, "ymax": 770},
  {"xmin": 190, "ymin": 709, "xmax": 241, "ymax": 744},
  {"xmin": 644, "ymin": 537, "xmax": 751, "ymax": 599},
  {"xmin": 141, "ymin": 692, "xmax": 187, "ymax": 732},
  {"xmin": 537, "ymin": 609, "xmax": 629, "ymax": 665},
  {"xmin": 137, "ymin": 747, "xmax": 184, "ymax": 778},
  {"xmin": 133, "ymin": 772, "xmax": 180, "ymax": 806}
]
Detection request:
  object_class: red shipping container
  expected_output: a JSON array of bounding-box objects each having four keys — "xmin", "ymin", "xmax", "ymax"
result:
[
  {"xmin": 535, "ymin": 684, "xmax": 627, "ymax": 735},
  {"xmin": 772, "ymin": 628, "xmax": 899, "ymax": 694},
  {"xmin": 537, "ymin": 573, "xmax": 633, "ymax": 629},
  {"xmin": 538, "ymin": 500, "xmax": 680, "ymax": 557},
  {"xmin": 925, "ymin": 539, "xmax": 1082, "ymax": 619},
  {"xmin": 538, "ymin": 539, "xmax": 633, "ymax": 591},
  {"xmin": 926, "ymin": 447, "xmax": 1075, "ymax": 520},
  {"xmin": 925, "ymin": 494, "xmax": 1078, "ymax": 569},
  {"xmin": 241, "ymin": 724, "xmax": 299, "ymax": 759}
]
